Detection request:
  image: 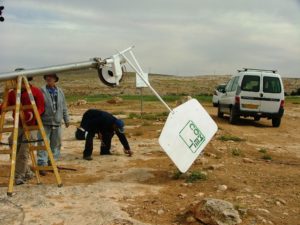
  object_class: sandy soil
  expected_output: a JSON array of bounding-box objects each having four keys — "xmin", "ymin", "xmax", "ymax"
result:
[{"xmin": 0, "ymin": 99, "xmax": 300, "ymax": 225}]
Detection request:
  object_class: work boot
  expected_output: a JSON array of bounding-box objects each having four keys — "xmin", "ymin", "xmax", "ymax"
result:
[
  {"xmin": 39, "ymin": 170, "xmax": 47, "ymax": 176},
  {"xmin": 15, "ymin": 178, "xmax": 25, "ymax": 185},
  {"xmin": 83, "ymin": 155, "xmax": 93, "ymax": 161}
]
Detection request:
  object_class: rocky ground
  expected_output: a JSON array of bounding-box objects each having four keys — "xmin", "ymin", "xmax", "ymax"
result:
[{"xmin": 0, "ymin": 99, "xmax": 299, "ymax": 225}]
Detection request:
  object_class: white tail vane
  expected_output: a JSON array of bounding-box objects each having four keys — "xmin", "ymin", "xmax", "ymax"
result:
[{"xmin": 118, "ymin": 47, "xmax": 218, "ymax": 173}]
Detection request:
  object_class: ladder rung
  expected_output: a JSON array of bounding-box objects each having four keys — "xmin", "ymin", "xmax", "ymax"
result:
[
  {"xmin": 34, "ymin": 166, "xmax": 55, "ymax": 171},
  {"xmin": 0, "ymin": 127, "xmax": 15, "ymax": 133},
  {"xmin": 29, "ymin": 145, "xmax": 46, "ymax": 151},
  {"xmin": 0, "ymin": 149, "xmax": 12, "ymax": 154},
  {"xmin": 21, "ymin": 105, "xmax": 34, "ymax": 110},
  {"xmin": 1, "ymin": 105, "xmax": 16, "ymax": 112},
  {"xmin": 26, "ymin": 126, "xmax": 39, "ymax": 131}
]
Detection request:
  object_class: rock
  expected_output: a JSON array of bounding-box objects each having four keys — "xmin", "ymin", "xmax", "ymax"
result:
[
  {"xmin": 181, "ymin": 183, "xmax": 192, "ymax": 187},
  {"xmin": 205, "ymin": 152, "xmax": 217, "ymax": 158},
  {"xmin": 107, "ymin": 97, "xmax": 123, "ymax": 104},
  {"xmin": 243, "ymin": 158, "xmax": 255, "ymax": 163},
  {"xmin": 76, "ymin": 99, "xmax": 87, "ymax": 106},
  {"xmin": 157, "ymin": 209, "xmax": 164, "ymax": 215},
  {"xmin": 275, "ymin": 201, "xmax": 282, "ymax": 206},
  {"xmin": 186, "ymin": 216, "xmax": 196, "ymax": 223},
  {"xmin": 256, "ymin": 208, "xmax": 270, "ymax": 214},
  {"xmin": 195, "ymin": 192, "xmax": 205, "ymax": 198},
  {"xmin": 237, "ymin": 207, "xmax": 248, "ymax": 216},
  {"xmin": 198, "ymin": 157, "xmax": 209, "ymax": 165},
  {"xmin": 179, "ymin": 207, "xmax": 186, "ymax": 212},
  {"xmin": 253, "ymin": 194, "xmax": 262, "ymax": 199},
  {"xmin": 275, "ymin": 198, "xmax": 286, "ymax": 205},
  {"xmin": 217, "ymin": 185, "xmax": 228, "ymax": 191},
  {"xmin": 193, "ymin": 198, "xmax": 242, "ymax": 225},
  {"xmin": 206, "ymin": 164, "xmax": 224, "ymax": 170},
  {"xmin": 243, "ymin": 187, "xmax": 252, "ymax": 193},
  {"xmin": 217, "ymin": 146, "xmax": 227, "ymax": 151},
  {"xmin": 178, "ymin": 193, "xmax": 187, "ymax": 199}
]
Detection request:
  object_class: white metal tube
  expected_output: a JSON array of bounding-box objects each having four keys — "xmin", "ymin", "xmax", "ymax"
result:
[{"xmin": 0, "ymin": 59, "xmax": 103, "ymax": 81}]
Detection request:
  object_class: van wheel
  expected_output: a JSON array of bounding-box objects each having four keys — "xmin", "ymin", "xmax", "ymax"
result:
[
  {"xmin": 254, "ymin": 116, "xmax": 260, "ymax": 121},
  {"xmin": 229, "ymin": 108, "xmax": 238, "ymax": 124},
  {"xmin": 217, "ymin": 105, "xmax": 224, "ymax": 118},
  {"xmin": 272, "ymin": 118, "xmax": 281, "ymax": 127}
]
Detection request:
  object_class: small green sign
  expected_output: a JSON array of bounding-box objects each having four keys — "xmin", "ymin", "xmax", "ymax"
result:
[{"xmin": 179, "ymin": 120, "xmax": 206, "ymax": 153}]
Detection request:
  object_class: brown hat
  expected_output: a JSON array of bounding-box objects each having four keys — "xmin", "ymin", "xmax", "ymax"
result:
[{"xmin": 44, "ymin": 73, "xmax": 59, "ymax": 82}]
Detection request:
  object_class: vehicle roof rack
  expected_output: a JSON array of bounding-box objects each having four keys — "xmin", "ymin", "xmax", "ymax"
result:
[{"xmin": 238, "ymin": 68, "xmax": 277, "ymax": 73}]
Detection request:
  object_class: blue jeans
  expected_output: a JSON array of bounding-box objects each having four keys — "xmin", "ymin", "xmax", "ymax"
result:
[{"xmin": 37, "ymin": 125, "xmax": 62, "ymax": 166}]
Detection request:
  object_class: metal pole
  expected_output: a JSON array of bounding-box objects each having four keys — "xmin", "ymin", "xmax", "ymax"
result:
[
  {"xmin": 0, "ymin": 60, "xmax": 101, "ymax": 81},
  {"xmin": 140, "ymin": 87, "xmax": 143, "ymax": 119},
  {"xmin": 120, "ymin": 52, "xmax": 173, "ymax": 113}
]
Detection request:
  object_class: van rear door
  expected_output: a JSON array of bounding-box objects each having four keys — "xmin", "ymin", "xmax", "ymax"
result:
[
  {"xmin": 259, "ymin": 75, "xmax": 283, "ymax": 113},
  {"xmin": 239, "ymin": 74, "xmax": 261, "ymax": 112}
]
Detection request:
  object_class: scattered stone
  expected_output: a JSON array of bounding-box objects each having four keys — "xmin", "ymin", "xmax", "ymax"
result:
[
  {"xmin": 180, "ymin": 183, "xmax": 192, "ymax": 187},
  {"xmin": 179, "ymin": 207, "xmax": 186, "ymax": 212},
  {"xmin": 256, "ymin": 215, "xmax": 267, "ymax": 224},
  {"xmin": 107, "ymin": 97, "xmax": 123, "ymax": 104},
  {"xmin": 243, "ymin": 158, "xmax": 255, "ymax": 163},
  {"xmin": 253, "ymin": 194, "xmax": 262, "ymax": 199},
  {"xmin": 256, "ymin": 208, "xmax": 270, "ymax": 214},
  {"xmin": 178, "ymin": 193, "xmax": 187, "ymax": 199},
  {"xmin": 205, "ymin": 152, "xmax": 217, "ymax": 158},
  {"xmin": 157, "ymin": 209, "xmax": 164, "ymax": 215},
  {"xmin": 275, "ymin": 198, "xmax": 286, "ymax": 205},
  {"xmin": 206, "ymin": 164, "xmax": 224, "ymax": 170},
  {"xmin": 237, "ymin": 207, "xmax": 248, "ymax": 216},
  {"xmin": 243, "ymin": 187, "xmax": 252, "ymax": 193},
  {"xmin": 198, "ymin": 157, "xmax": 209, "ymax": 165},
  {"xmin": 150, "ymin": 209, "xmax": 157, "ymax": 214},
  {"xmin": 218, "ymin": 146, "xmax": 227, "ymax": 151},
  {"xmin": 195, "ymin": 192, "xmax": 205, "ymax": 198},
  {"xmin": 217, "ymin": 185, "xmax": 228, "ymax": 191},
  {"xmin": 192, "ymin": 198, "xmax": 242, "ymax": 225},
  {"xmin": 76, "ymin": 99, "xmax": 87, "ymax": 106},
  {"xmin": 186, "ymin": 216, "xmax": 196, "ymax": 223}
]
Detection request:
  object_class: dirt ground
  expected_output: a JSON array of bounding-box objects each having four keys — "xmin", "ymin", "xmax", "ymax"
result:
[{"xmin": 0, "ymin": 98, "xmax": 300, "ymax": 225}]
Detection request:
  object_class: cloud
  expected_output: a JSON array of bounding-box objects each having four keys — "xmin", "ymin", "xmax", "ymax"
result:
[{"xmin": 0, "ymin": 0, "xmax": 299, "ymax": 77}]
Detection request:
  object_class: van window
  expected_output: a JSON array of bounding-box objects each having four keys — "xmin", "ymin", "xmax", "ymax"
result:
[
  {"xmin": 231, "ymin": 77, "xmax": 239, "ymax": 92},
  {"xmin": 241, "ymin": 75, "xmax": 260, "ymax": 92},
  {"xmin": 263, "ymin": 76, "xmax": 281, "ymax": 93},
  {"xmin": 225, "ymin": 78, "xmax": 234, "ymax": 92}
]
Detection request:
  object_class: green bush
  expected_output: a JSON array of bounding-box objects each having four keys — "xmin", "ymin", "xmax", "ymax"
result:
[
  {"xmin": 218, "ymin": 135, "xmax": 244, "ymax": 142},
  {"xmin": 186, "ymin": 171, "xmax": 207, "ymax": 183}
]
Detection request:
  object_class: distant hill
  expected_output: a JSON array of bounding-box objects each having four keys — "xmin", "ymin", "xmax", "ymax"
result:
[{"xmin": 1, "ymin": 70, "xmax": 299, "ymax": 97}]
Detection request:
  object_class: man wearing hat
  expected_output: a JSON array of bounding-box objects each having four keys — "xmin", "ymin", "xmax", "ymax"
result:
[
  {"xmin": 76, "ymin": 109, "xmax": 132, "ymax": 160},
  {"xmin": 37, "ymin": 73, "xmax": 70, "ymax": 175}
]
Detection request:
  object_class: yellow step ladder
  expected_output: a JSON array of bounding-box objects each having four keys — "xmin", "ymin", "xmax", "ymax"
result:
[{"xmin": 0, "ymin": 76, "xmax": 62, "ymax": 196}]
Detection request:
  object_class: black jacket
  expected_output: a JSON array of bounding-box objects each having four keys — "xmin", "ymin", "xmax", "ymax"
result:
[{"xmin": 80, "ymin": 109, "xmax": 130, "ymax": 150}]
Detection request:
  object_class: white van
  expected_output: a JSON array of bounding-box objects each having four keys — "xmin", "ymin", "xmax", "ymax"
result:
[{"xmin": 218, "ymin": 68, "xmax": 285, "ymax": 127}]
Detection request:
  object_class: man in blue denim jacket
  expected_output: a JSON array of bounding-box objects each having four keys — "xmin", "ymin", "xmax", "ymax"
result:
[{"xmin": 37, "ymin": 74, "xmax": 69, "ymax": 175}]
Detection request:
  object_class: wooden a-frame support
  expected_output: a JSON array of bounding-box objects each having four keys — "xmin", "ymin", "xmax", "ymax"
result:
[{"xmin": 0, "ymin": 76, "xmax": 62, "ymax": 196}]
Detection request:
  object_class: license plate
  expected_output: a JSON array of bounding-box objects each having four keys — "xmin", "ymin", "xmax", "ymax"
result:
[{"xmin": 242, "ymin": 104, "xmax": 258, "ymax": 109}]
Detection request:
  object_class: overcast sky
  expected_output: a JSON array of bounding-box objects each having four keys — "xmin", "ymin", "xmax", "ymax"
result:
[{"xmin": 0, "ymin": 0, "xmax": 299, "ymax": 77}]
